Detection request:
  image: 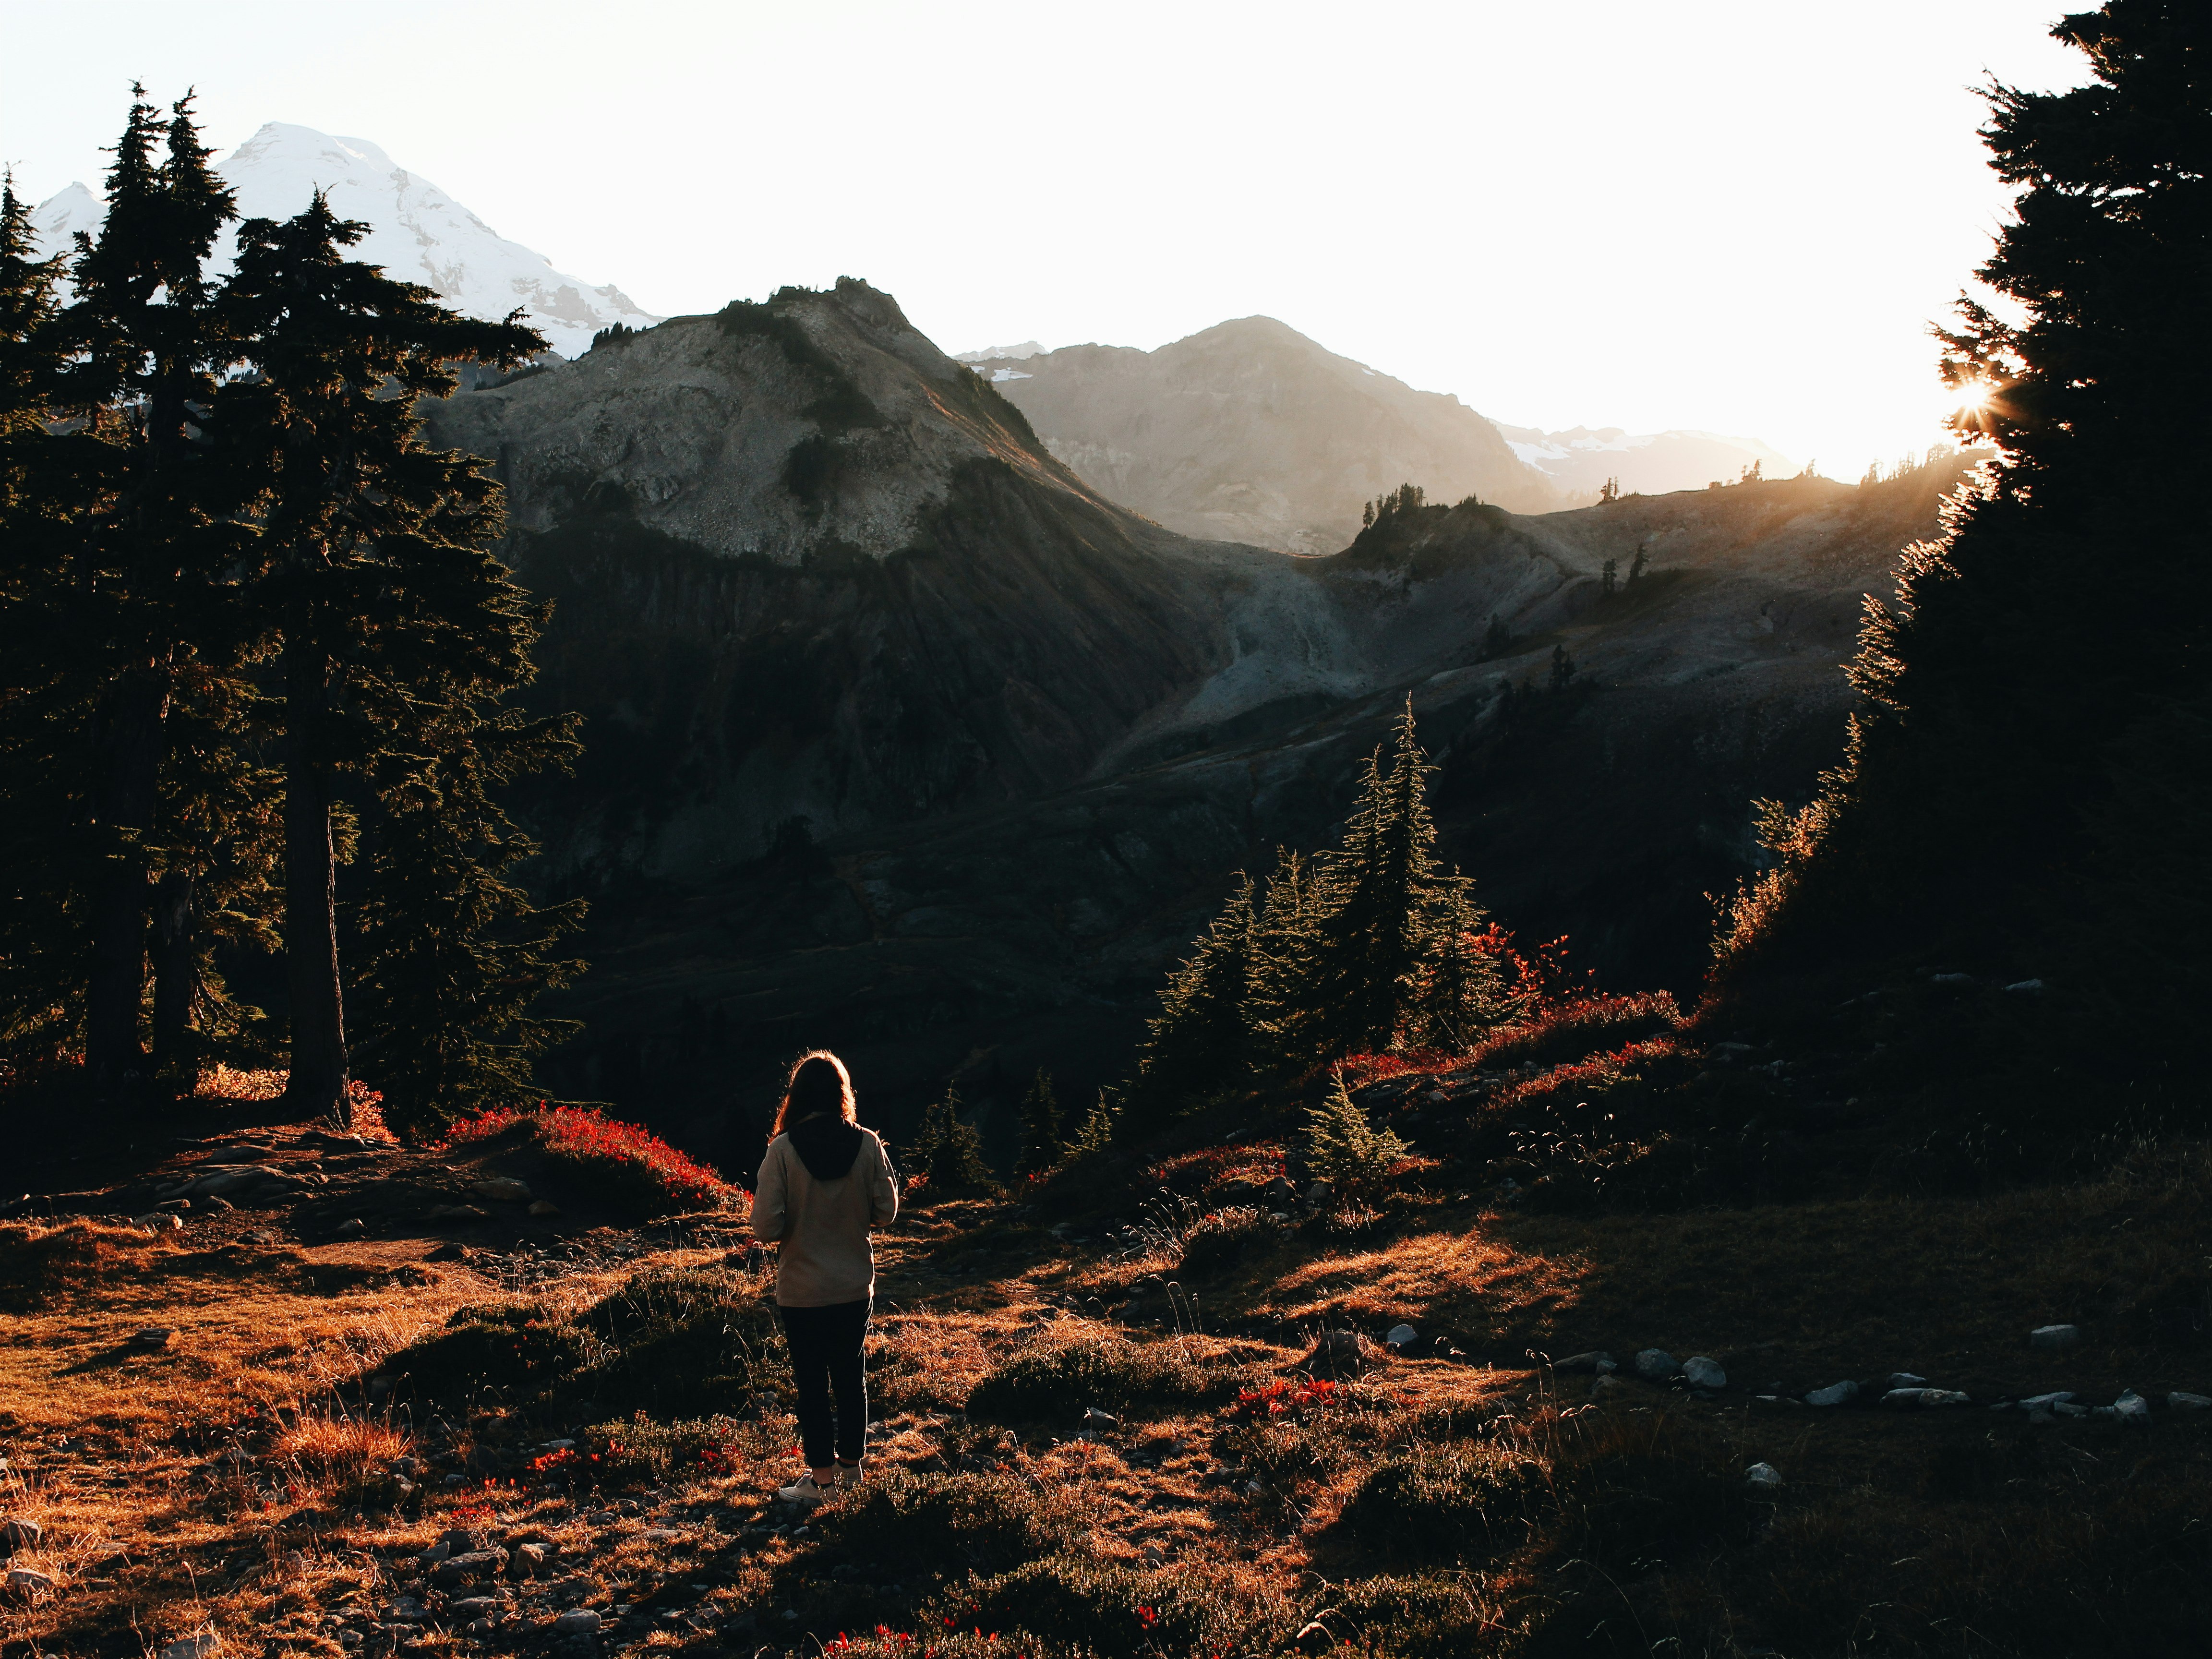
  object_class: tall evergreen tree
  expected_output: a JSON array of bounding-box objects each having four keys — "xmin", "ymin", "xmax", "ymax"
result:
[
  {"xmin": 1305, "ymin": 700, "xmax": 1444, "ymax": 1053},
  {"xmin": 1714, "ymin": 2, "xmax": 2212, "ymax": 1108},
  {"xmin": 216, "ymin": 193, "xmax": 548, "ymax": 1119},
  {"xmin": 1244, "ymin": 846, "xmax": 1322, "ymax": 1069},
  {"xmin": 1137, "ymin": 872, "xmax": 1258, "ymax": 1101},
  {"xmin": 24, "ymin": 92, "xmax": 254, "ymax": 1101}
]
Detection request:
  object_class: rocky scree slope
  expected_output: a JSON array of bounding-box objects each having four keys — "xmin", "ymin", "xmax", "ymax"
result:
[{"xmin": 969, "ymin": 317, "xmax": 1566, "ymax": 555}]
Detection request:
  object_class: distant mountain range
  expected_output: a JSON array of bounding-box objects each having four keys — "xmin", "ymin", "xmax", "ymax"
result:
[
  {"xmin": 31, "ymin": 123, "xmax": 657, "ymax": 358},
  {"xmin": 959, "ymin": 319, "xmax": 1568, "ymax": 556},
  {"xmin": 1493, "ymin": 422, "xmax": 1798, "ymax": 499},
  {"xmin": 961, "ymin": 324, "xmax": 1796, "ymax": 554}
]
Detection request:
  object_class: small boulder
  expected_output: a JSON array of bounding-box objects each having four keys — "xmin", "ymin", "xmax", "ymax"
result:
[
  {"xmin": 1886, "ymin": 1372, "xmax": 1927, "ymax": 1390},
  {"xmin": 1590, "ymin": 1374, "xmax": 1629, "ymax": 1400},
  {"xmin": 2169, "ymin": 1391, "xmax": 2210, "ymax": 1411},
  {"xmin": 528, "ymin": 1200, "xmax": 563, "ymax": 1218},
  {"xmin": 1263, "ymin": 1177, "xmax": 1297, "ymax": 1204},
  {"xmin": 433, "ymin": 1549, "xmax": 508, "ymax": 1587},
  {"xmin": 1304, "ymin": 1180, "xmax": 1333, "ymax": 1206},
  {"xmin": 1552, "ymin": 1351, "xmax": 1616, "ymax": 1374},
  {"xmin": 1633, "ymin": 1348, "xmax": 1677, "ymax": 1381},
  {"xmin": 329, "ymin": 1218, "xmax": 365, "ymax": 1238},
  {"xmin": 1882, "ymin": 1387, "xmax": 1971, "ymax": 1408},
  {"xmin": 1743, "ymin": 1461, "xmax": 1784, "ymax": 1490},
  {"xmin": 156, "ymin": 1638, "xmax": 217, "ymax": 1659},
  {"xmin": 2111, "ymin": 1391, "xmax": 2151, "ymax": 1421},
  {"xmin": 1683, "ymin": 1356, "xmax": 1727, "ymax": 1390},
  {"xmin": 1804, "ymin": 1380, "xmax": 1858, "ymax": 1407},
  {"xmin": 472, "ymin": 1177, "xmax": 532, "ymax": 1204},
  {"xmin": 552, "ymin": 1610, "xmax": 602, "ymax": 1635},
  {"xmin": 6, "ymin": 1566, "xmax": 56, "ymax": 1598},
  {"xmin": 438, "ymin": 1528, "xmax": 487, "ymax": 1554},
  {"xmin": 2019, "ymin": 1391, "xmax": 2076, "ymax": 1410},
  {"xmin": 2003, "ymin": 978, "xmax": 2045, "ymax": 993},
  {"xmin": 1082, "ymin": 1407, "xmax": 1118, "ymax": 1428},
  {"xmin": 1384, "ymin": 1323, "xmax": 1419, "ymax": 1352},
  {"xmin": 0, "ymin": 1518, "xmax": 41, "ymax": 1554},
  {"xmin": 2029, "ymin": 1324, "xmax": 2079, "ymax": 1351},
  {"xmin": 130, "ymin": 1327, "xmax": 175, "ymax": 1350}
]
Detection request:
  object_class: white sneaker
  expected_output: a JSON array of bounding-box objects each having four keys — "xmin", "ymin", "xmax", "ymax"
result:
[
  {"xmin": 775, "ymin": 1475, "xmax": 828, "ymax": 1509},
  {"xmin": 836, "ymin": 1461, "xmax": 866, "ymax": 1487}
]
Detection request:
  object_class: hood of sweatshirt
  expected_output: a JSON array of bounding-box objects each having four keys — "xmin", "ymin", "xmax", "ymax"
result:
[{"xmin": 788, "ymin": 1114, "xmax": 865, "ymax": 1182}]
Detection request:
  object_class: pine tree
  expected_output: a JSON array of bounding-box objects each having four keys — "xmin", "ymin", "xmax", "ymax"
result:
[
  {"xmin": 1549, "ymin": 645, "xmax": 1577, "ymax": 694},
  {"xmin": 20, "ymin": 92, "xmax": 258, "ymax": 1102},
  {"xmin": 1305, "ymin": 699, "xmax": 1445, "ymax": 1053},
  {"xmin": 216, "ymin": 193, "xmax": 548, "ymax": 1119},
  {"xmin": 1137, "ymin": 872, "xmax": 1258, "ymax": 1101},
  {"xmin": 348, "ymin": 704, "xmax": 587, "ymax": 1139},
  {"xmin": 912, "ymin": 1082, "xmax": 997, "ymax": 1194},
  {"xmin": 1600, "ymin": 557, "xmax": 1617, "ymax": 597},
  {"xmin": 1413, "ymin": 876, "xmax": 1510, "ymax": 1051},
  {"xmin": 1628, "ymin": 546, "xmax": 1648, "ymax": 586},
  {"xmin": 1244, "ymin": 847, "xmax": 1322, "ymax": 1070},
  {"xmin": 1480, "ymin": 613, "xmax": 1513, "ymax": 659},
  {"xmin": 1302, "ymin": 1070, "xmax": 1409, "ymax": 1193},
  {"xmin": 1015, "ymin": 1067, "xmax": 1064, "ymax": 1174},
  {"xmin": 1713, "ymin": 2, "xmax": 2212, "ymax": 1106}
]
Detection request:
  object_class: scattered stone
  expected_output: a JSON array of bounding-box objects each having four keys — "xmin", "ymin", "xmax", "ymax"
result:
[
  {"xmin": 330, "ymin": 1219, "xmax": 365, "ymax": 1238},
  {"xmin": 642, "ymin": 1528, "xmax": 681, "ymax": 1543},
  {"xmin": 156, "ymin": 1637, "xmax": 217, "ymax": 1659},
  {"xmin": 425, "ymin": 1205, "xmax": 488, "ymax": 1223},
  {"xmin": 1552, "ymin": 1351, "xmax": 1616, "ymax": 1374},
  {"xmin": 1929, "ymin": 971, "xmax": 1973, "ymax": 984},
  {"xmin": 0, "ymin": 1518, "xmax": 41, "ymax": 1555},
  {"xmin": 417, "ymin": 1542, "xmax": 451, "ymax": 1567},
  {"xmin": 433, "ymin": 1548, "xmax": 508, "ymax": 1587},
  {"xmin": 2030, "ymin": 1324, "xmax": 2079, "ymax": 1351},
  {"xmin": 1683, "ymin": 1356, "xmax": 1727, "ymax": 1389},
  {"xmin": 2003, "ymin": 978, "xmax": 2045, "ymax": 993},
  {"xmin": 1310, "ymin": 1331, "xmax": 1367, "ymax": 1366},
  {"xmin": 1804, "ymin": 1381, "xmax": 1859, "ymax": 1407},
  {"xmin": 438, "ymin": 1528, "xmax": 488, "ymax": 1554},
  {"xmin": 130, "ymin": 1326, "xmax": 175, "ymax": 1350},
  {"xmin": 242, "ymin": 1230, "xmax": 279, "ymax": 1246},
  {"xmin": 1633, "ymin": 1348, "xmax": 1677, "ymax": 1381},
  {"xmin": 1886, "ymin": 1372, "xmax": 1927, "ymax": 1390},
  {"xmin": 450, "ymin": 1599, "xmax": 502, "ymax": 1621},
  {"xmin": 552, "ymin": 1610, "xmax": 602, "ymax": 1636},
  {"xmin": 1384, "ymin": 1323, "xmax": 1419, "ymax": 1351},
  {"xmin": 515, "ymin": 1544, "xmax": 549, "ymax": 1571},
  {"xmin": 1882, "ymin": 1387, "xmax": 1972, "ymax": 1408},
  {"xmin": 2169, "ymin": 1391, "xmax": 2210, "ymax": 1411},
  {"xmin": 1304, "ymin": 1180, "xmax": 1333, "ymax": 1205},
  {"xmin": 2019, "ymin": 1391, "xmax": 2076, "ymax": 1410},
  {"xmin": 2110, "ymin": 1391, "xmax": 2151, "ymax": 1421},
  {"xmin": 1263, "ymin": 1177, "xmax": 1297, "ymax": 1204},
  {"xmin": 133, "ymin": 1212, "xmax": 184, "ymax": 1232},
  {"xmin": 5, "ymin": 1566, "xmax": 56, "ymax": 1598},
  {"xmin": 1590, "ymin": 1374, "xmax": 1629, "ymax": 1399},
  {"xmin": 1082, "ymin": 1407, "xmax": 1118, "ymax": 1428},
  {"xmin": 472, "ymin": 1177, "xmax": 532, "ymax": 1203},
  {"xmin": 529, "ymin": 1200, "xmax": 563, "ymax": 1218},
  {"xmin": 1743, "ymin": 1462, "xmax": 1784, "ymax": 1489}
]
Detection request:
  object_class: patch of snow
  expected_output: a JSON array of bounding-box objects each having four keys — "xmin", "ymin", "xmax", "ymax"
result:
[
  {"xmin": 33, "ymin": 123, "xmax": 659, "ymax": 359},
  {"xmin": 954, "ymin": 340, "xmax": 1045, "ymax": 362},
  {"xmin": 990, "ymin": 368, "xmax": 1032, "ymax": 383}
]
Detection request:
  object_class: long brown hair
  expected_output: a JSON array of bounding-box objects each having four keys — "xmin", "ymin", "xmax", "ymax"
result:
[{"xmin": 773, "ymin": 1049, "xmax": 857, "ymax": 1138}]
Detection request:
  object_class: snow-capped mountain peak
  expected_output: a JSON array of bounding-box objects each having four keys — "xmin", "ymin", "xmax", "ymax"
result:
[{"xmin": 32, "ymin": 122, "xmax": 658, "ymax": 358}]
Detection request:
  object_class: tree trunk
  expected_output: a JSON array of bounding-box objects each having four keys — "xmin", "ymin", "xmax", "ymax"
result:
[
  {"xmin": 150, "ymin": 866, "xmax": 201, "ymax": 1089},
  {"xmin": 281, "ymin": 638, "xmax": 349, "ymax": 1123},
  {"xmin": 84, "ymin": 670, "xmax": 166, "ymax": 1101}
]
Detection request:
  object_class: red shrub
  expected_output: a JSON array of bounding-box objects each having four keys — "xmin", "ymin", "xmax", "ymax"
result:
[
  {"xmin": 443, "ymin": 1104, "xmax": 735, "ymax": 1215},
  {"xmin": 1469, "ymin": 991, "xmax": 1683, "ymax": 1075}
]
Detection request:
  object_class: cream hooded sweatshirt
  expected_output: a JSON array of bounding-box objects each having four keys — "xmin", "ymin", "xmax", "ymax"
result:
[{"xmin": 752, "ymin": 1114, "xmax": 899, "ymax": 1307}]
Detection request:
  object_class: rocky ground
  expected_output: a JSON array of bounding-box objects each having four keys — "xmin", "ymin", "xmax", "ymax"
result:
[{"xmin": 5, "ymin": 1076, "xmax": 2211, "ymax": 1658}]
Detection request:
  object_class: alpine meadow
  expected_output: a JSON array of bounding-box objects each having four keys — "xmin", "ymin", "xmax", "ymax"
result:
[{"xmin": 1, "ymin": 7, "xmax": 2208, "ymax": 1659}]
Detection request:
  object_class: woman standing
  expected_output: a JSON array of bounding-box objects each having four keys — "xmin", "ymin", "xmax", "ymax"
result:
[{"xmin": 752, "ymin": 1049, "xmax": 899, "ymax": 1508}]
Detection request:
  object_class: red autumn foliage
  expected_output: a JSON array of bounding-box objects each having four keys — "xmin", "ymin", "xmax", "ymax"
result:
[
  {"xmin": 443, "ymin": 1104, "xmax": 735, "ymax": 1214},
  {"xmin": 1468, "ymin": 991, "xmax": 1683, "ymax": 1075}
]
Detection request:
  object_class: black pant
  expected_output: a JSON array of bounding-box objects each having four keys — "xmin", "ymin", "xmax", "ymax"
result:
[{"xmin": 778, "ymin": 1299, "xmax": 870, "ymax": 1467}]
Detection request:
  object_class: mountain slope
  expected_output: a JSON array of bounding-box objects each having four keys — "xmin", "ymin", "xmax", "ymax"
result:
[
  {"xmin": 969, "ymin": 318, "xmax": 1567, "ymax": 555},
  {"xmin": 33, "ymin": 123, "xmax": 658, "ymax": 358},
  {"xmin": 421, "ymin": 278, "xmax": 1262, "ymax": 884}
]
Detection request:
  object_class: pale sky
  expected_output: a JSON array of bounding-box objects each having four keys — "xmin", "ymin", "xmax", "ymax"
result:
[{"xmin": 3, "ymin": 0, "xmax": 2087, "ymax": 477}]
